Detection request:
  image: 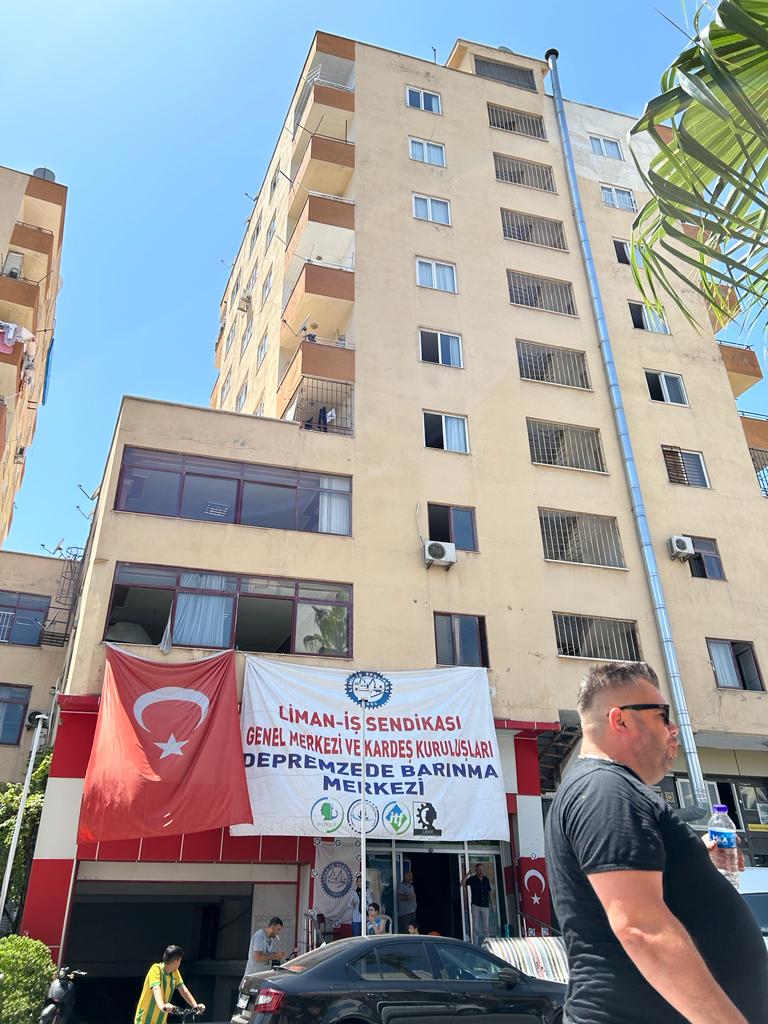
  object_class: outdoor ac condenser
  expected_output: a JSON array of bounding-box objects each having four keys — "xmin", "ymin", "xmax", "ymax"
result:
[{"xmin": 424, "ymin": 540, "xmax": 457, "ymax": 568}]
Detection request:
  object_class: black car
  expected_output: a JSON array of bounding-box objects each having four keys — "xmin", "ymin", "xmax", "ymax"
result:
[{"xmin": 232, "ymin": 934, "xmax": 565, "ymax": 1023}]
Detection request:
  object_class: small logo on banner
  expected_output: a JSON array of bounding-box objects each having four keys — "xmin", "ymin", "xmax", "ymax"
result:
[
  {"xmin": 413, "ymin": 801, "xmax": 442, "ymax": 836},
  {"xmin": 310, "ymin": 797, "xmax": 344, "ymax": 833},
  {"xmin": 319, "ymin": 860, "xmax": 354, "ymax": 900},
  {"xmin": 345, "ymin": 671, "xmax": 392, "ymax": 709},
  {"xmin": 383, "ymin": 801, "xmax": 411, "ymax": 835},
  {"xmin": 347, "ymin": 799, "xmax": 379, "ymax": 833}
]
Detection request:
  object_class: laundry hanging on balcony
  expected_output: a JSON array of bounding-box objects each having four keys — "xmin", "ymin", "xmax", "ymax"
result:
[{"xmin": 0, "ymin": 320, "xmax": 35, "ymax": 355}]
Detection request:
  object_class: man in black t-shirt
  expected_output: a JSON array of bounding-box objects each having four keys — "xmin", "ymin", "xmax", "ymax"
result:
[
  {"xmin": 545, "ymin": 661, "xmax": 768, "ymax": 1024},
  {"xmin": 461, "ymin": 863, "xmax": 493, "ymax": 945}
]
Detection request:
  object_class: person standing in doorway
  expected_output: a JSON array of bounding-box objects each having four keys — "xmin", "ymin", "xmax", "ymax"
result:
[
  {"xmin": 134, "ymin": 945, "xmax": 205, "ymax": 1024},
  {"xmin": 349, "ymin": 873, "xmax": 374, "ymax": 936},
  {"xmin": 397, "ymin": 870, "xmax": 417, "ymax": 931},
  {"xmin": 244, "ymin": 917, "xmax": 287, "ymax": 976},
  {"xmin": 461, "ymin": 863, "xmax": 492, "ymax": 946}
]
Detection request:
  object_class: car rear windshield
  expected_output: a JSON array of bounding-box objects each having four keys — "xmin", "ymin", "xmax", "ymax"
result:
[{"xmin": 277, "ymin": 942, "xmax": 349, "ymax": 973}]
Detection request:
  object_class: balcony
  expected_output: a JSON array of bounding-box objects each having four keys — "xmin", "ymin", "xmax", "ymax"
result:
[
  {"xmin": 0, "ymin": 274, "xmax": 39, "ymax": 331},
  {"xmin": 281, "ymin": 376, "xmax": 354, "ymax": 436},
  {"xmin": 276, "ymin": 338, "xmax": 355, "ymax": 419},
  {"xmin": 292, "ymin": 72, "xmax": 354, "ymax": 168},
  {"xmin": 281, "ymin": 261, "xmax": 354, "ymax": 350},
  {"xmin": 719, "ymin": 341, "xmax": 762, "ymax": 397},
  {"xmin": 11, "ymin": 221, "xmax": 54, "ymax": 257},
  {"xmin": 288, "ymin": 136, "xmax": 355, "ymax": 224},
  {"xmin": 286, "ymin": 193, "xmax": 354, "ymax": 264},
  {"xmin": 740, "ymin": 413, "xmax": 768, "ymax": 497}
]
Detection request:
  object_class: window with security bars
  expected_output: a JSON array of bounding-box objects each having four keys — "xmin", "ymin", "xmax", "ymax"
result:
[
  {"xmin": 507, "ymin": 270, "xmax": 576, "ymax": 315},
  {"xmin": 601, "ymin": 184, "xmax": 636, "ymax": 211},
  {"xmin": 474, "ymin": 57, "xmax": 536, "ymax": 92},
  {"xmin": 488, "ymin": 103, "xmax": 546, "ymax": 140},
  {"xmin": 554, "ymin": 612, "xmax": 641, "ymax": 661},
  {"xmin": 501, "ymin": 209, "xmax": 567, "ymax": 250},
  {"xmin": 528, "ymin": 419, "xmax": 606, "ymax": 472},
  {"xmin": 516, "ymin": 340, "xmax": 590, "ymax": 389},
  {"xmin": 749, "ymin": 447, "xmax": 768, "ymax": 497},
  {"xmin": 539, "ymin": 509, "xmax": 625, "ymax": 568},
  {"xmin": 661, "ymin": 446, "xmax": 709, "ymax": 487},
  {"xmin": 494, "ymin": 153, "xmax": 555, "ymax": 192}
]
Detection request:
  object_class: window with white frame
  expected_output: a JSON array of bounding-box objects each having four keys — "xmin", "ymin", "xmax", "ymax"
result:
[
  {"xmin": 225, "ymin": 322, "xmax": 236, "ymax": 353},
  {"xmin": 645, "ymin": 370, "xmax": 687, "ymax": 405},
  {"xmin": 231, "ymin": 272, "xmax": 241, "ymax": 305},
  {"xmin": 266, "ymin": 213, "xmax": 277, "ymax": 246},
  {"xmin": 661, "ymin": 446, "xmax": 709, "ymax": 487},
  {"xmin": 270, "ymin": 168, "xmax": 279, "ymax": 197},
  {"xmin": 707, "ymin": 639, "xmax": 763, "ymax": 691},
  {"xmin": 236, "ymin": 381, "xmax": 248, "ymax": 412},
  {"xmin": 406, "ymin": 87, "xmax": 441, "ymax": 113},
  {"xmin": 246, "ymin": 263, "xmax": 258, "ymax": 294},
  {"xmin": 590, "ymin": 134, "xmax": 623, "ymax": 159},
  {"xmin": 423, "ymin": 412, "xmax": 469, "ymax": 453},
  {"xmin": 220, "ymin": 370, "xmax": 232, "ymax": 404},
  {"xmin": 410, "ymin": 138, "xmax": 446, "ymax": 166},
  {"xmin": 261, "ymin": 267, "xmax": 273, "ymax": 306},
  {"xmin": 416, "ymin": 258, "xmax": 457, "ymax": 293},
  {"xmin": 614, "ymin": 239, "xmax": 643, "ymax": 266},
  {"xmin": 601, "ymin": 184, "xmax": 636, "ymax": 211},
  {"xmin": 241, "ymin": 320, "xmax": 253, "ymax": 355},
  {"xmin": 629, "ymin": 301, "xmax": 670, "ymax": 334},
  {"xmin": 249, "ymin": 225, "xmax": 259, "ymax": 255},
  {"xmin": 257, "ymin": 331, "xmax": 268, "ymax": 368},
  {"xmin": 413, "ymin": 194, "xmax": 451, "ymax": 225},
  {"xmin": 255, "ymin": 397, "xmax": 265, "ymax": 417},
  {"xmin": 419, "ymin": 328, "xmax": 462, "ymax": 367}
]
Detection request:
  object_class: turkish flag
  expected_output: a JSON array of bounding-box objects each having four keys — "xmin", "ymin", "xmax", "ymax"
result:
[
  {"xmin": 517, "ymin": 856, "xmax": 553, "ymax": 936},
  {"xmin": 78, "ymin": 647, "xmax": 252, "ymax": 842}
]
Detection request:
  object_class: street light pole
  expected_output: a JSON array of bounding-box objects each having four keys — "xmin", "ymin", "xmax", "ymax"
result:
[
  {"xmin": 360, "ymin": 699, "xmax": 367, "ymax": 936},
  {"xmin": 0, "ymin": 714, "xmax": 48, "ymax": 929}
]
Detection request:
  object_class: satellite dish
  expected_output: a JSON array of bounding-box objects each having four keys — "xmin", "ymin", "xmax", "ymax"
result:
[
  {"xmin": 498, "ymin": 46, "xmax": 514, "ymax": 53},
  {"xmin": 32, "ymin": 167, "xmax": 56, "ymax": 182}
]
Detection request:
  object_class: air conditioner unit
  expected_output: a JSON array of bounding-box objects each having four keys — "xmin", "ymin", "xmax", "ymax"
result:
[
  {"xmin": 424, "ymin": 540, "xmax": 457, "ymax": 568},
  {"xmin": 237, "ymin": 295, "xmax": 251, "ymax": 313},
  {"xmin": 668, "ymin": 534, "xmax": 695, "ymax": 561}
]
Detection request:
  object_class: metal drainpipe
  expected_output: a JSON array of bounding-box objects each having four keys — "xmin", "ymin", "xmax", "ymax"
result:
[{"xmin": 545, "ymin": 48, "xmax": 708, "ymax": 809}]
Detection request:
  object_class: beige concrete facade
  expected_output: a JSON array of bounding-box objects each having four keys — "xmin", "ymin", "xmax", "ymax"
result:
[{"xmin": 0, "ymin": 165, "xmax": 67, "ymax": 544}]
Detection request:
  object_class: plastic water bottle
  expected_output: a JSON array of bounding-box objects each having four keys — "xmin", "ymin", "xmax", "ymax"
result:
[{"xmin": 707, "ymin": 804, "xmax": 740, "ymax": 889}]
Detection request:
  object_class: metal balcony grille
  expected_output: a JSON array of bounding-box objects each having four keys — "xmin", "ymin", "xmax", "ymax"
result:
[
  {"xmin": 285, "ymin": 378, "xmax": 354, "ymax": 436},
  {"xmin": 554, "ymin": 612, "xmax": 640, "ymax": 661},
  {"xmin": 502, "ymin": 209, "xmax": 567, "ymax": 250},
  {"xmin": 749, "ymin": 447, "xmax": 768, "ymax": 497},
  {"xmin": 528, "ymin": 419, "xmax": 606, "ymax": 472},
  {"xmin": 0, "ymin": 611, "xmax": 12, "ymax": 643},
  {"xmin": 507, "ymin": 270, "xmax": 577, "ymax": 315},
  {"xmin": 539, "ymin": 509, "xmax": 625, "ymax": 568},
  {"xmin": 516, "ymin": 340, "xmax": 590, "ymax": 389},
  {"xmin": 475, "ymin": 58, "xmax": 536, "ymax": 92},
  {"xmin": 494, "ymin": 153, "xmax": 555, "ymax": 192},
  {"xmin": 661, "ymin": 446, "xmax": 708, "ymax": 487},
  {"xmin": 488, "ymin": 103, "xmax": 546, "ymax": 140}
]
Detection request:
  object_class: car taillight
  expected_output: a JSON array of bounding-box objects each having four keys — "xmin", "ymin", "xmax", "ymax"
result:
[{"xmin": 254, "ymin": 987, "xmax": 285, "ymax": 1013}]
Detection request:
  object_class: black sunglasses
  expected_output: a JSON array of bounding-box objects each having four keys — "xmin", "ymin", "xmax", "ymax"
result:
[{"xmin": 612, "ymin": 703, "xmax": 671, "ymax": 726}]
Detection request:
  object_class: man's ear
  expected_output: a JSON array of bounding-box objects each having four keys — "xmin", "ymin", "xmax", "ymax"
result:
[{"xmin": 605, "ymin": 706, "xmax": 625, "ymax": 733}]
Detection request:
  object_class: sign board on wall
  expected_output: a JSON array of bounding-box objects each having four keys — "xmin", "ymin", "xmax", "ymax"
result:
[{"xmin": 232, "ymin": 657, "xmax": 510, "ymax": 841}]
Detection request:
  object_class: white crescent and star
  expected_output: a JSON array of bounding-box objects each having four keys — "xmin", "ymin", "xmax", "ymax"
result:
[
  {"xmin": 133, "ymin": 687, "xmax": 210, "ymax": 760},
  {"xmin": 523, "ymin": 868, "xmax": 547, "ymax": 905}
]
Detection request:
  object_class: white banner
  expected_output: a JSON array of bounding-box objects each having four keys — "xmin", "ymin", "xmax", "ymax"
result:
[
  {"xmin": 313, "ymin": 840, "xmax": 360, "ymax": 924},
  {"xmin": 232, "ymin": 657, "xmax": 509, "ymax": 841}
]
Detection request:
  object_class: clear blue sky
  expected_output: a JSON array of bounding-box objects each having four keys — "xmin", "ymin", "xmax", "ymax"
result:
[{"xmin": 4, "ymin": 0, "xmax": 766, "ymax": 554}]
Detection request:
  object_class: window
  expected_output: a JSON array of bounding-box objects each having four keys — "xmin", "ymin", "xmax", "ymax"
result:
[
  {"xmin": 406, "ymin": 87, "xmax": 441, "ymax": 113},
  {"xmin": 420, "ymin": 329, "xmax": 462, "ymax": 367},
  {"xmin": 270, "ymin": 168, "xmax": 279, "ymax": 197},
  {"xmin": 351, "ymin": 942, "xmax": 435, "ymax": 981},
  {"xmin": 416, "ymin": 259, "xmax": 457, "ymax": 293},
  {"xmin": 539, "ymin": 509, "xmax": 625, "ymax": 568},
  {"xmin": 423, "ymin": 412, "xmax": 468, "ymax": 453},
  {"xmin": 614, "ymin": 239, "xmax": 643, "ymax": 266},
  {"xmin": 434, "ymin": 943, "xmax": 504, "ymax": 982},
  {"xmin": 246, "ymin": 263, "xmax": 258, "ymax": 294},
  {"xmin": 257, "ymin": 331, "xmax": 268, "ymax": 369},
  {"xmin": 410, "ymin": 138, "xmax": 446, "ymax": 166},
  {"xmin": 590, "ymin": 134, "xmax": 624, "ymax": 160},
  {"xmin": 0, "ymin": 591, "xmax": 51, "ymax": 646},
  {"xmin": 427, "ymin": 504, "xmax": 477, "ymax": 551},
  {"xmin": 266, "ymin": 213, "xmax": 277, "ymax": 246},
  {"xmin": 105, "ymin": 563, "xmax": 352, "ymax": 656},
  {"xmin": 527, "ymin": 419, "xmax": 606, "ymax": 472},
  {"xmin": 225, "ymin": 323, "xmax": 236, "ymax": 353},
  {"xmin": 629, "ymin": 301, "xmax": 670, "ymax": 334},
  {"xmin": 488, "ymin": 103, "xmax": 546, "ymax": 140},
  {"xmin": 475, "ymin": 57, "xmax": 536, "ymax": 92},
  {"xmin": 231, "ymin": 272, "xmax": 241, "ymax": 305},
  {"xmin": 707, "ymin": 640, "xmax": 763, "ymax": 691},
  {"xmin": 261, "ymin": 267, "xmax": 272, "ymax": 306},
  {"xmin": 516, "ymin": 339, "xmax": 590, "ymax": 389},
  {"xmin": 236, "ymin": 382, "xmax": 248, "ymax": 412},
  {"xmin": 661, "ymin": 446, "xmax": 709, "ymax": 487},
  {"xmin": 220, "ymin": 370, "xmax": 232, "ymax": 405},
  {"xmin": 645, "ymin": 370, "xmax": 687, "ymax": 405},
  {"xmin": 688, "ymin": 537, "xmax": 725, "ymax": 580},
  {"xmin": 248, "ymin": 226, "xmax": 258, "ymax": 255},
  {"xmin": 749, "ymin": 447, "xmax": 768, "ymax": 497},
  {"xmin": 255, "ymin": 398, "xmax": 265, "ymax": 417},
  {"xmin": 241, "ymin": 320, "xmax": 253, "ymax": 355},
  {"xmin": 501, "ymin": 209, "xmax": 567, "ymax": 250},
  {"xmin": 116, "ymin": 447, "xmax": 352, "ymax": 535},
  {"xmin": 554, "ymin": 612, "xmax": 641, "ymax": 661},
  {"xmin": 507, "ymin": 271, "xmax": 576, "ymax": 315},
  {"xmin": 601, "ymin": 184, "xmax": 636, "ymax": 211},
  {"xmin": 413, "ymin": 194, "xmax": 451, "ymax": 225},
  {"xmin": 494, "ymin": 153, "xmax": 555, "ymax": 192},
  {"xmin": 435, "ymin": 613, "xmax": 488, "ymax": 667},
  {"xmin": 0, "ymin": 685, "xmax": 31, "ymax": 745}
]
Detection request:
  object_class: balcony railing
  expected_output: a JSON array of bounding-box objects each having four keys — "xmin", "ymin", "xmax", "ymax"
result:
[
  {"xmin": 283, "ymin": 377, "xmax": 354, "ymax": 435},
  {"xmin": 294, "ymin": 65, "xmax": 355, "ymax": 132},
  {"xmin": 749, "ymin": 447, "xmax": 768, "ymax": 497}
]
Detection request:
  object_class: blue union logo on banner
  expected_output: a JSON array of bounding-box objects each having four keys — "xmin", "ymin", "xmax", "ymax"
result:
[{"xmin": 345, "ymin": 670, "xmax": 392, "ymax": 708}]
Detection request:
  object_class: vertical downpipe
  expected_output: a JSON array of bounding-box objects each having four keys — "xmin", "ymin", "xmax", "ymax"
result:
[{"xmin": 545, "ymin": 48, "xmax": 708, "ymax": 809}]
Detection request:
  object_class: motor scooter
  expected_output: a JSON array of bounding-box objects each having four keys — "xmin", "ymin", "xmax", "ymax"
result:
[{"xmin": 38, "ymin": 967, "xmax": 87, "ymax": 1024}]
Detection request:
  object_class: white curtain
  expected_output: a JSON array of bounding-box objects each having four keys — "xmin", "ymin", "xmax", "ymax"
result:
[
  {"xmin": 444, "ymin": 416, "xmax": 467, "ymax": 453},
  {"xmin": 709, "ymin": 641, "xmax": 739, "ymax": 687},
  {"xmin": 446, "ymin": 334, "xmax": 462, "ymax": 366},
  {"xmin": 417, "ymin": 260, "xmax": 433, "ymax": 287},
  {"xmin": 435, "ymin": 263, "xmax": 456, "ymax": 292},
  {"xmin": 171, "ymin": 573, "xmax": 232, "ymax": 648},
  {"xmin": 318, "ymin": 478, "xmax": 350, "ymax": 535}
]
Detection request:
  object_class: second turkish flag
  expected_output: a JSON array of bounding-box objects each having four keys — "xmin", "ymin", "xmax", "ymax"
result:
[{"xmin": 79, "ymin": 647, "xmax": 252, "ymax": 842}]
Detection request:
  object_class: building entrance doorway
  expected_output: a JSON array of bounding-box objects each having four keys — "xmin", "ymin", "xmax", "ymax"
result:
[{"xmin": 407, "ymin": 851, "xmax": 463, "ymax": 937}]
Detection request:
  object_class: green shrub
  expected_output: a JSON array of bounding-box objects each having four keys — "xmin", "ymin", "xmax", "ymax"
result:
[{"xmin": 0, "ymin": 934, "xmax": 55, "ymax": 1024}]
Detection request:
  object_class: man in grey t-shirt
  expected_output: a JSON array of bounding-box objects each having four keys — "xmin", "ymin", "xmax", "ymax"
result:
[
  {"xmin": 397, "ymin": 871, "xmax": 417, "ymax": 930},
  {"xmin": 244, "ymin": 916, "xmax": 286, "ymax": 976}
]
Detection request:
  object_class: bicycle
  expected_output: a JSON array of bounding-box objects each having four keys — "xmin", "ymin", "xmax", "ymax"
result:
[{"xmin": 166, "ymin": 1007, "xmax": 204, "ymax": 1020}]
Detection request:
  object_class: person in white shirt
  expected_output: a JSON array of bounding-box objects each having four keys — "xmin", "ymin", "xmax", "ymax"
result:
[{"xmin": 244, "ymin": 917, "xmax": 286, "ymax": 976}]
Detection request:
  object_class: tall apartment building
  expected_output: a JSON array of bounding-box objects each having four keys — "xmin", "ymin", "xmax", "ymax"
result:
[
  {"xmin": 19, "ymin": 33, "xmax": 768, "ymax": 1018},
  {"xmin": 0, "ymin": 164, "xmax": 67, "ymax": 543}
]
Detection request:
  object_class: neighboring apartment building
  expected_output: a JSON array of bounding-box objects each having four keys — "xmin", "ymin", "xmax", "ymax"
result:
[
  {"xmin": 0, "ymin": 165, "xmax": 67, "ymax": 544},
  {"xmin": 20, "ymin": 33, "xmax": 768, "ymax": 1019}
]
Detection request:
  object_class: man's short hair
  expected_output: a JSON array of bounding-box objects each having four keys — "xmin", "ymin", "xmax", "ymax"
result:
[
  {"xmin": 163, "ymin": 945, "xmax": 184, "ymax": 963},
  {"xmin": 268, "ymin": 916, "xmax": 283, "ymax": 927},
  {"xmin": 576, "ymin": 661, "xmax": 659, "ymax": 716}
]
